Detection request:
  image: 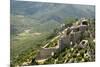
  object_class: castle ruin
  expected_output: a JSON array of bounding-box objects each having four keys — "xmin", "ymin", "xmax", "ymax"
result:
[{"xmin": 35, "ymin": 18, "xmax": 90, "ymax": 64}]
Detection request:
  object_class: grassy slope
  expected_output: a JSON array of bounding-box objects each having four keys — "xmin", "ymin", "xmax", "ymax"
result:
[{"xmin": 10, "ymin": 15, "xmax": 61, "ymax": 66}]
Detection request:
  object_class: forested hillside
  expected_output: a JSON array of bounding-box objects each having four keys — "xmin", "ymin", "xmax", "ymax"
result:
[{"xmin": 10, "ymin": 0, "xmax": 95, "ymax": 67}]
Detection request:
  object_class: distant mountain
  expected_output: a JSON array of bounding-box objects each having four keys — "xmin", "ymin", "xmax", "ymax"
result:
[
  {"xmin": 11, "ymin": 1, "xmax": 95, "ymax": 21},
  {"xmin": 10, "ymin": 0, "xmax": 95, "ymax": 35}
]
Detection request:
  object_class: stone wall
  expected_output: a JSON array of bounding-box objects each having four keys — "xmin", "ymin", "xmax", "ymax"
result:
[
  {"xmin": 35, "ymin": 19, "xmax": 89, "ymax": 63},
  {"xmin": 35, "ymin": 48, "xmax": 57, "ymax": 61}
]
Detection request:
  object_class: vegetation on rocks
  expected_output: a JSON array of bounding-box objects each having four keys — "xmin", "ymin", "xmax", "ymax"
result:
[{"xmin": 10, "ymin": 1, "xmax": 95, "ymax": 67}]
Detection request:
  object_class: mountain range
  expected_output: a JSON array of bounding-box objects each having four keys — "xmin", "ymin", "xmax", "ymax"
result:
[{"xmin": 10, "ymin": 0, "xmax": 95, "ymax": 34}]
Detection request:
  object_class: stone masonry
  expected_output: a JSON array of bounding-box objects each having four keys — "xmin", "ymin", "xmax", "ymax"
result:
[{"xmin": 35, "ymin": 18, "xmax": 89, "ymax": 64}]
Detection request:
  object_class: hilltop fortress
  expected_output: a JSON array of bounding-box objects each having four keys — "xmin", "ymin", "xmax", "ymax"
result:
[{"xmin": 26, "ymin": 18, "xmax": 94, "ymax": 65}]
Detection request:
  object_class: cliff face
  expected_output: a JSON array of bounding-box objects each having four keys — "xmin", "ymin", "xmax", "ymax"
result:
[{"xmin": 34, "ymin": 18, "xmax": 95, "ymax": 64}]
